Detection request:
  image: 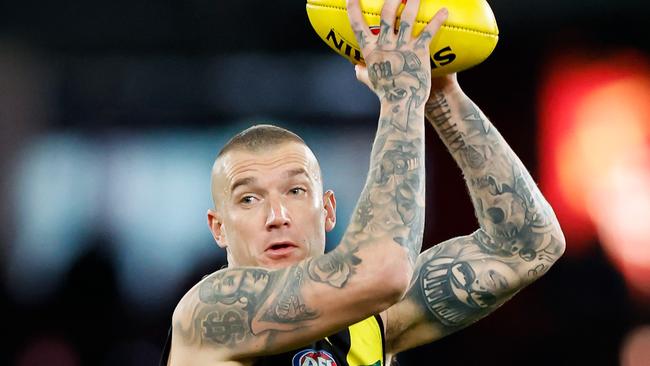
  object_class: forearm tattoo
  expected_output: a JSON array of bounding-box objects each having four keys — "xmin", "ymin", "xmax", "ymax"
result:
[
  {"xmin": 425, "ymin": 91, "xmax": 563, "ymax": 257},
  {"xmin": 340, "ymin": 40, "xmax": 430, "ymax": 266},
  {"xmin": 405, "ymin": 90, "xmax": 566, "ymax": 331}
]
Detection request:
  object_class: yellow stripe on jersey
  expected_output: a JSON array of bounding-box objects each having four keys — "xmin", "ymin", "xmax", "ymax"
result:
[{"xmin": 346, "ymin": 316, "xmax": 383, "ymax": 366}]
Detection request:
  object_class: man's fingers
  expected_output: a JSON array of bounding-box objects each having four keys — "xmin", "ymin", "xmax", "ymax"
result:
[
  {"xmin": 400, "ymin": 0, "xmax": 420, "ymax": 23},
  {"xmin": 347, "ymin": 0, "xmax": 372, "ymax": 52},
  {"xmin": 378, "ymin": 0, "xmax": 401, "ymax": 46},
  {"xmin": 396, "ymin": 0, "xmax": 421, "ymax": 48},
  {"xmin": 421, "ymin": 8, "xmax": 448, "ymax": 41}
]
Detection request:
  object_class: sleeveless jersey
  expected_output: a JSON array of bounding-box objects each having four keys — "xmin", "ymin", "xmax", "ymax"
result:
[{"xmin": 159, "ymin": 315, "xmax": 385, "ymax": 366}]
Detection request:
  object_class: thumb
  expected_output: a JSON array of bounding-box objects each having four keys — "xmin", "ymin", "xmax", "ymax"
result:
[{"xmin": 355, "ymin": 64, "xmax": 373, "ymax": 90}]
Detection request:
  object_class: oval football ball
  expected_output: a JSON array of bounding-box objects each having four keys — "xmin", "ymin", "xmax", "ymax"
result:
[{"xmin": 306, "ymin": 0, "xmax": 499, "ymax": 76}]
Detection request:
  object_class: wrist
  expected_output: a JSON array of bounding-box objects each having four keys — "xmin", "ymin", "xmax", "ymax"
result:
[
  {"xmin": 378, "ymin": 97, "xmax": 427, "ymax": 118},
  {"xmin": 429, "ymin": 73, "xmax": 462, "ymax": 97}
]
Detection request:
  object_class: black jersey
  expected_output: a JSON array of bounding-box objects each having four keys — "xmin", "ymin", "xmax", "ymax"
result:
[{"xmin": 159, "ymin": 315, "xmax": 385, "ymax": 366}]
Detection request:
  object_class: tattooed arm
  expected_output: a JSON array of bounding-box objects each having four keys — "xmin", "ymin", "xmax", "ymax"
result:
[
  {"xmin": 168, "ymin": 1, "xmax": 449, "ymax": 364},
  {"xmin": 382, "ymin": 74, "xmax": 566, "ymax": 355}
]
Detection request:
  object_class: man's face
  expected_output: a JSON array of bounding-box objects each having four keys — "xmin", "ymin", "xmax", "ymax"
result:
[
  {"xmin": 209, "ymin": 142, "xmax": 336, "ymax": 270},
  {"xmin": 449, "ymin": 259, "xmax": 520, "ymax": 308}
]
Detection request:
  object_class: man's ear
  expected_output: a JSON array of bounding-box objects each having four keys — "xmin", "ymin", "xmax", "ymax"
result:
[
  {"xmin": 323, "ymin": 190, "xmax": 337, "ymax": 232},
  {"xmin": 207, "ymin": 209, "xmax": 227, "ymax": 249}
]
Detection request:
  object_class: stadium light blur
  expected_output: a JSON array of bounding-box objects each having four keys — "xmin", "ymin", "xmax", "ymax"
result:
[{"xmin": 539, "ymin": 51, "xmax": 650, "ymax": 300}]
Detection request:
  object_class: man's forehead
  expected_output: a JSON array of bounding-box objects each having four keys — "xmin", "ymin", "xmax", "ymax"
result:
[
  {"xmin": 216, "ymin": 143, "xmax": 319, "ymax": 176},
  {"xmin": 211, "ymin": 142, "xmax": 322, "ymax": 197}
]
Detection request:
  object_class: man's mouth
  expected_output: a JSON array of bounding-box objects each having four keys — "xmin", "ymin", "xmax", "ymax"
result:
[{"xmin": 265, "ymin": 241, "xmax": 299, "ymax": 258}]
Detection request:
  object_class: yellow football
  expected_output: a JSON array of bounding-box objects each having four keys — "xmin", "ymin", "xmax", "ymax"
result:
[{"xmin": 306, "ymin": 0, "xmax": 499, "ymax": 76}]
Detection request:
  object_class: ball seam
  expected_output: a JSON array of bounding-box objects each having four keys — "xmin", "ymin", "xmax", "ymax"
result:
[{"xmin": 307, "ymin": 3, "xmax": 498, "ymax": 38}]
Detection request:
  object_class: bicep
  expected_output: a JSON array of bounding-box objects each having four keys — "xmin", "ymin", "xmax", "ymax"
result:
[{"xmin": 385, "ymin": 229, "xmax": 563, "ymax": 354}]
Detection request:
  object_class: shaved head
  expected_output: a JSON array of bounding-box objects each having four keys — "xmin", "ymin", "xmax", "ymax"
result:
[
  {"xmin": 217, "ymin": 124, "xmax": 307, "ymax": 159},
  {"xmin": 211, "ymin": 125, "xmax": 323, "ymax": 210}
]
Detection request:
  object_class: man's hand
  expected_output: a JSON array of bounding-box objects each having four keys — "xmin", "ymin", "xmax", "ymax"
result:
[
  {"xmin": 348, "ymin": 0, "xmax": 448, "ymax": 104},
  {"xmin": 354, "ymin": 64, "xmax": 460, "ymax": 93},
  {"xmin": 356, "ymin": 67, "xmax": 460, "ymax": 98}
]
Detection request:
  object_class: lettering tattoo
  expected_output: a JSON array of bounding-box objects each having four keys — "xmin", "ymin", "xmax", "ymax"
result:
[
  {"xmin": 425, "ymin": 91, "xmax": 464, "ymax": 152},
  {"xmin": 378, "ymin": 19, "xmax": 392, "ymax": 46},
  {"xmin": 353, "ymin": 22, "xmax": 368, "ymax": 48},
  {"xmin": 414, "ymin": 31, "xmax": 432, "ymax": 50},
  {"xmin": 420, "ymin": 257, "xmax": 482, "ymax": 326},
  {"xmin": 396, "ymin": 21, "xmax": 411, "ymax": 49}
]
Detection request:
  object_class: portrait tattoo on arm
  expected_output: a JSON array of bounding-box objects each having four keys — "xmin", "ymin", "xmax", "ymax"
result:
[
  {"xmin": 398, "ymin": 87, "xmax": 567, "ymax": 334},
  {"xmin": 406, "ymin": 228, "xmax": 562, "ymax": 334},
  {"xmin": 413, "ymin": 234, "xmax": 519, "ymax": 329}
]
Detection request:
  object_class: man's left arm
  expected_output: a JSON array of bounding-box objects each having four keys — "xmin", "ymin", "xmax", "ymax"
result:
[{"xmin": 383, "ymin": 74, "xmax": 566, "ymax": 355}]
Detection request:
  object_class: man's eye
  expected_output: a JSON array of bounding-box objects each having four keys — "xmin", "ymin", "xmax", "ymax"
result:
[
  {"xmin": 289, "ymin": 187, "xmax": 306, "ymax": 195},
  {"xmin": 240, "ymin": 196, "xmax": 257, "ymax": 204}
]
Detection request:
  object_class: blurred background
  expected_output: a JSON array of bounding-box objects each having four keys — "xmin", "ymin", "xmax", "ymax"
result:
[{"xmin": 1, "ymin": 0, "xmax": 650, "ymax": 365}]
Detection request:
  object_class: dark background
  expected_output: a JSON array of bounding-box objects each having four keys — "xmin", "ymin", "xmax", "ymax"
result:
[{"xmin": 1, "ymin": 1, "xmax": 649, "ymax": 365}]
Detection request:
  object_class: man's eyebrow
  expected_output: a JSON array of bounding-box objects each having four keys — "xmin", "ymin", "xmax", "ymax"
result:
[
  {"xmin": 286, "ymin": 168, "xmax": 310, "ymax": 179},
  {"xmin": 230, "ymin": 176, "xmax": 256, "ymax": 192}
]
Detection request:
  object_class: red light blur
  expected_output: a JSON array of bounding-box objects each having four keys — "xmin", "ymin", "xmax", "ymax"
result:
[{"xmin": 538, "ymin": 50, "xmax": 650, "ymax": 300}]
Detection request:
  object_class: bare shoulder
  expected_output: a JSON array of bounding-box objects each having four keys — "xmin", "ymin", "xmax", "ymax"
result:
[{"xmin": 170, "ymin": 267, "xmax": 279, "ymax": 362}]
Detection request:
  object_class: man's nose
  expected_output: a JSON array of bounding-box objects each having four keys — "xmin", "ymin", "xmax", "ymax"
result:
[{"xmin": 265, "ymin": 197, "xmax": 291, "ymax": 230}]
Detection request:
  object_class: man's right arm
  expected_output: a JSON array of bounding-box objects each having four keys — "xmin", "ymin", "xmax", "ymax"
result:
[
  {"xmin": 168, "ymin": 1, "xmax": 445, "ymax": 363},
  {"xmin": 170, "ymin": 241, "xmax": 406, "ymax": 363}
]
